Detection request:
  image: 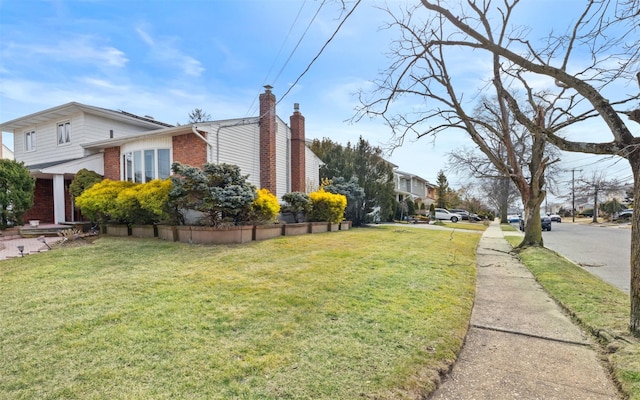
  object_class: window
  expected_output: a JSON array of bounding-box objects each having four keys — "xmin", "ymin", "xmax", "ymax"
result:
[
  {"xmin": 25, "ymin": 130, "xmax": 36, "ymax": 152},
  {"xmin": 57, "ymin": 121, "xmax": 71, "ymax": 145},
  {"xmin": 144, "ymin": 150, "xmax": 155, "ymax": 182},
  {"xmin": 158, "ymin": 149, "xmax": 170, "ymax": 179},
  {"xmin": 123, "ymin": 148, "xmax": 171, "ymax": 183},
  {"xmin": 133, "ymin": 151, "xmax": 142, "ymax": 183},
  {"xmin": 125, "ymin": 152, "xmax": 133, "ymax": 182}
]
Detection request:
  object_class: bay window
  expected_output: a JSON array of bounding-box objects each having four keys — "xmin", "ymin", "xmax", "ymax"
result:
[{"xmin": 123, "ymin": 148, "xmax": 171, "ymax": 182}]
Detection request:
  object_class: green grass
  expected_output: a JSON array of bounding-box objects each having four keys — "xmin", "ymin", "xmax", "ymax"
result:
[
  {"xmin": 500, "ymin": 223, "xmax": 519, "ymax": 232},
  {"xmin": 504, "ymin": 236, "xmax": 640, "ymax": 400},
  {"xmin": 441, "ymin": 221, "xmax": 488, "ymax": 231},
  {"xmin": 1, "ymin": 226, "xmax": 481, "ymax": 399}
]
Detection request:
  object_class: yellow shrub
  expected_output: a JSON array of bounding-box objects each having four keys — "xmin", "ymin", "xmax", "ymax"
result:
[
  {"xmin": 251, "ymin": 188, "xmax": 281, "ymax": 224},
  {"xmin": 75, "ymin": 179, "xmax": 172, "ymax": 224},
  {"xmin": 136, "ymin": 179, "xmax": 172, "ymax": 221},
  {"xmin": 75, "ymin": 179, "xmax": 136, "ymax": 223},
  {"xmin": 308, "ymin": 189, "xmax": 347, "ymax": 223}
]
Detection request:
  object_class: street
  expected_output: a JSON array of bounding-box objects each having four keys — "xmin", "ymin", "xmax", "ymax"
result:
[{"xmin": 538, "ymin": 221, "xmax": 631, "ymax": 293}]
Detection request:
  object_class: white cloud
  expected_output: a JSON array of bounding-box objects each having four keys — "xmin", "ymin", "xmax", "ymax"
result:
[
  {"xmin": 135, "ymin": 24, "xmax": 204, "ymax": 78},
  {"xmin": 79, "ymin": 77, "xmax": 129, "ymax": 91},
  {"xmin": 135, "ymin": 26, "xmax": 154, "ymax": 46},
  {"xmin": 182, "ymin": 56, "xmax": 205, "ymax": 77},
  {"xmin": 2, "ymin": 37, "xmax": 128, "ymax": 69}
]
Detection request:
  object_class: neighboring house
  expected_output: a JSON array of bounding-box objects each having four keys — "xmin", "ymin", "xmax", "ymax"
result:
[
  {"xmin": 1, "ymin": 143, "xmax": 14, "ymax": 160},
  {"xmin": 393, "ymin": 169, "xmax": 436, "ymax": 212},
  {"xmin": 0, "ymin": 86, "xmax": 321, "ymax": 224}
]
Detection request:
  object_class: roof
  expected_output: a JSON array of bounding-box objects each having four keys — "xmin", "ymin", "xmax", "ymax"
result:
[
  {"xmin": 0, "ymin": 102, "xmax": 174, "ymax": 132},
  {"xmin": 82, "ymin": 124, "xmax": 199, "ymax": 150},
  {"xmin": 26, "ymin": 154, "xmax": 105, "ymax": 179},
  {"xmin": 26, "ymin": 158, "xmax": 83, "ymax": 171},
  {"xmin": 83, "ymin": 117, "xmax": 263, "ymax": 150},
  {"xmin": 394, "ymin": 170, "xmax": 433, "ymax": 186}
]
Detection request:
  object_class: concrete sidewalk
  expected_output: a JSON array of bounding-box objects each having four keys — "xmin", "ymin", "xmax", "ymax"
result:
[{"xmin": 430, "ymin": 221, "xmax": 621, "ymax": 399}]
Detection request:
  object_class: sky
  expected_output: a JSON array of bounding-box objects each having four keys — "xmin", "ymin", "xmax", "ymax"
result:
[{"xmin": 0, "ymin": 0, "xmax": 637, "ymax": 207}]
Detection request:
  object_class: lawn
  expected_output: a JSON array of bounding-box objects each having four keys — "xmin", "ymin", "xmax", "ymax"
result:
[
  {"xmin": 1, "ymin": 226, "xmax": 481, "ymax": 399},
  {"xmin": 504, "ymin": 235, "xmax": 640, "ymax": 399},
  {"xmin": 440, "ymin": 221, "xmax": 488, "ymax": 231}
]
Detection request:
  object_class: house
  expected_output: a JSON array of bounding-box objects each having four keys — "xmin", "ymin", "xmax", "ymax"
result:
[
  {"xmin": 393, "ymin": 170, "xmax": 436, "ymax": 213},
  {"xmin": 0, "ymin": 86, "xmax": 321, "ymax": 224},
  {"xmin": 1, "ymin": 143, "xmax": 13, "ymax": 160}
]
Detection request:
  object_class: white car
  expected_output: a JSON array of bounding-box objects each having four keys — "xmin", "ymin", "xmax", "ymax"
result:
[
  {"xmin": 549, "ymin": 214, "xmax": 562, "ymax": 223},
  {"xmin": 434, "ymin": 208, "xmax": 459, "ymax": 222}
]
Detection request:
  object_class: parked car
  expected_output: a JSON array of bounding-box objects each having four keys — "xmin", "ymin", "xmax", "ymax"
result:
[
  {"xmin": 449, "ymin": 209, "xmax": 469, "ymax": 219},
  {"xmin": 450, "ymin": 209, "xmax": 483, "ymax": 222},
  {"xmin": 434, "ymin": 208, "xmax": 459, "ymax": 222},
  {"xmin": 519, "ymin": 215, "xmax": 552, "ymax": 231},
  {"xmin": 507, "ymin": 215, "xmax": 521, "ymax": 223},
  {"xmin": 549, "ymin": 214, "xmax": 562, "ymax": 223},
  {"xmin": 615, "ymin": 209, "xmax": 633, "ymax": 220}
]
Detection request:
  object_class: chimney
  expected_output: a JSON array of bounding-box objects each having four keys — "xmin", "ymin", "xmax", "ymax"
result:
[
  {"xmin": 259, "ymin": 85, "xmax": 277, "ymax": 193},
  {"xmin": 290, "ymin": 103, "xmax": 306, "ymax": 193}
]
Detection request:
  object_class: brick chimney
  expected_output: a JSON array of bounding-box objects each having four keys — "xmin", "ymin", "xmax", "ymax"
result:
[
  {"xmin": 290, "ymin": 103, "xmax": 306, "ymax": 193},
  {"xmin": 259, "ymin": 85, "xmax": 277, "ymax": 193}
]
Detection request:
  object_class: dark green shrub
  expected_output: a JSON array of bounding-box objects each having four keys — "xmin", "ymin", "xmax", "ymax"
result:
[
  {"xmin": 169, "ymin": 162, "xmax": 256, "ymax": 226},
  {"xmin": 0, "ymin": 159, "xmax": 35, "ymax": 229},
  {"xmin": 282, "ymin": 192, "xmax": 312, "ymax": 223}
]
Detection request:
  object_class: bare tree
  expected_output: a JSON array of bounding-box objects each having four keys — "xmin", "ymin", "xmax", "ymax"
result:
[
  {"xmin": 576, "ymin": 171, "xmax": 628, "ymax": 222},
  {"xmin": 410, "ymin": 0, "xmax": 640, "ymax": 334},
  {"xmin": 355, "ymin": 3, "xmax": 561, "ymax": 246},
  {"xmin": 448, "ymin": 97, "xmax": 561, "ymax": 224},
  {"xmin": 449, "ymin": 148, "xmax": 520, "ymax": 221},
  {"xmin": 359, "ymin": 0, "xmax": 640, "ymax": 332}
]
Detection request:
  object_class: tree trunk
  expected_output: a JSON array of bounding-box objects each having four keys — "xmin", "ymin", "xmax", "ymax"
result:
[
  {"xmin": 520, "ymin": 193, "xmax": 544, "ymax": 247},
  {"xmin": 500, "ymin": 177, "xmax": 510, "ymax": 224},
  {"xmin": 592, "ymin": 187, "xmax": 599, "ymax": 223}
]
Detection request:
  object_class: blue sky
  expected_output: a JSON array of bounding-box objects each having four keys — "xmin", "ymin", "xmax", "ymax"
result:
[{"xmin": 0, "ymin": 0, "xmax": 636, "ymax": 205}]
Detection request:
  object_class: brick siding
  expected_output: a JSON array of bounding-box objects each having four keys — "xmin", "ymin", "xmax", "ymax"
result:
[
  {"xmin": 103, "ymin": 147, "xmax": 121, "ymax": 180},
  {"xmin": 259, "ymin": 86, "xmax": 277, "ymax": 193},
  {"xmin": 290, "ymin": 103, "xmax": 306, "ymax": 193},
  {"xmin": 23, "ymin": 179, "xmax": 54, "ymax": 223},
  {"xmin": 173, "ymin": 132, "xmax": 207, "ymax": 167}
]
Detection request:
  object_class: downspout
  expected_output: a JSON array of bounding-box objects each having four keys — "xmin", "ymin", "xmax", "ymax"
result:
[{"xmin": 192, "ymin": 125, "xmax": 213, "ymax": 163}]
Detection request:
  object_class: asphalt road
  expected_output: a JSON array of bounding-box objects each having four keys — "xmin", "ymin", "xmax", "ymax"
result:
[{"xmin": 539, "ymin": 221, "xmax": 631, "ymax": 293}]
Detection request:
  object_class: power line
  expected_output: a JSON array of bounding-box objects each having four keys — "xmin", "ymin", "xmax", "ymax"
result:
[
  {"xmin": 264, "ymin": 0, "xmax": 309, "ymax": 86},
  {"xmin": 272, "ymin": 0, "xmax": 326, "ymax": 86},
  {"xmin": 276, "ymin": 0, "xmax": 362, "ymax": 106},
  {"xmin": 245, "ymin": 1, "xmax": 309, "ymax": 117}
]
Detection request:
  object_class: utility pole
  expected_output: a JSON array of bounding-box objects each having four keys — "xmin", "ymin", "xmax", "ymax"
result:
[{"xmin": 572, "ymin": 168, "xmax": 582, "ymax": 222}]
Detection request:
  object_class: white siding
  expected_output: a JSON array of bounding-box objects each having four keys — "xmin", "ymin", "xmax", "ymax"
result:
[
  {"xmin": 1, "ymin": 144, "xmax": 14, "ymax": 160},
  {"xmin": 14, "ymin": 110, "xmax": 164, "ymax": 166},
  {"xmin": 17, "ymin": 115, "xmax": 81, "ymax": 166},
  {"xmin": 82, "ymin": 113, "xmax": 163, "ymax": 156},
  {"xmin": 214, "ymin": 123, "xmax": 261, "ymax": 188},
  {"xmin": 275, "ymin": 119, "xmax": 290, "ymax": 197},
  {"xmin": 305, "ymin": 147, "xmax": 321, "ymax": 193},
  {"xmin": 120, "ymin": 136, "xmax": 172, "ymax": 153}
]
